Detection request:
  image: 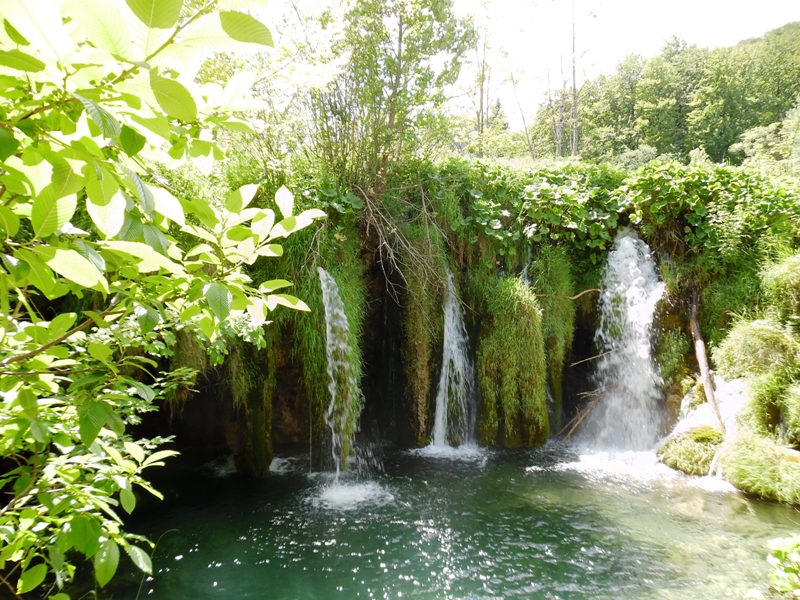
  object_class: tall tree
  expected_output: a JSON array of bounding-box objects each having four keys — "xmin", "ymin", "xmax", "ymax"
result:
[{"xmin": 309, "ymin": 0, "xmax": 475, "ymax": 191}]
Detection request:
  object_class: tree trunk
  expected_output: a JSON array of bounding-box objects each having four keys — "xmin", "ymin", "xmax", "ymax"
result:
[{"xmin": 689, "ymin": 291, "xmax": 724, "ymax": 431}]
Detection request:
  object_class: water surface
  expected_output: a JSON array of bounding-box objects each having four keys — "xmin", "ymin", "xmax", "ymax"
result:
[{"xmin": 114, "ymin": 446, "xmax": 798, "ymax": 599}]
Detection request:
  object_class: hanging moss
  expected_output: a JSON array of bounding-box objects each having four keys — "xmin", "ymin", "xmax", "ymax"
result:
[
  {"xmin": 658, "ymin": 426, "xmax": 723, "ymax": 476},
  {"xmin": 280, "ymin": 218, "xmax": 368, "ymax": 470},
  {"xmin": 168, "ymin": 328, "xmax": 210, "ymax": 414},
  {"xmin": 656, "ymin": 328, "xmax": 692, "ymax": 390},
  {"xmin": 400, "ymin": 224, "xmax": 446, "ymax": 446},
  {"xmin": 762, "ymin": 254, "xmax": 800, "ymax": 320},
  {"xmin": 225, "ymin": 338, "xmax": 273, "ymax": 475},
  {"xmin": 476, "ymin": 276, "xmax": 549, "ymax": 448},
  {"xmin": 528, "ymin": 246, "xmax": 575, "ymax": 429}
]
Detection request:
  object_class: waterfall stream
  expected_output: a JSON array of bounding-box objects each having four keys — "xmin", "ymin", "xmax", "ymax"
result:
[
  {"xmin": 318, "ymin": 267, "xmax": 360, "ymax": 477},
  {"xmin": 579, "ymin": 228, "xmax": 665, "ymax": 450},
  {"xmin": 430, "ymin": 268, "xmax": 476, "ymax": 448}
]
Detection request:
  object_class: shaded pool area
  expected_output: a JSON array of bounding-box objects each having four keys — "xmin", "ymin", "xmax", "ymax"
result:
[{"xmin": 111, "ymin": 446, "xmax": 798, "ymax": 599}]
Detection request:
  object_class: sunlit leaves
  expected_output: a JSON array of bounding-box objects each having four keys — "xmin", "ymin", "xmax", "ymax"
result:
[
  {"xmin": 0, "ymin": 1, "xmax": 307, "ymax": 596},
  {"xmin": 219, "ymin": 11, "xmax": 273, "ymax": 46},
  {"xmin": 149, "ymin": 71, "xmax": 197, "ymax": 122},
  {"xmin": 0, "ymin": 49, "xmax": 44, "ymax": 72},
  {"xmin": 37, "ymin": 247, "xmax": 109, "ymax": 294},
  {"xmin": 67, "ymin": 0, "xmax": 131, "ymax": 58},
  {"xmin": 125, "ymin": 0, "xmax": 182, "ymax": 29},
  {"xmin": 31, "ymin": 194, "xmax": 77, "ymax": 239}
]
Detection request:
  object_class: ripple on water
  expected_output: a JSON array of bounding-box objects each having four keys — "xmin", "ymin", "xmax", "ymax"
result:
[
  {"xmin": 312, "ymin": 481, "xmax": 395, "ymax": 511},
  {"xmin": 408, "ymin": 444, "xmax": 488, "ymax": 462}
]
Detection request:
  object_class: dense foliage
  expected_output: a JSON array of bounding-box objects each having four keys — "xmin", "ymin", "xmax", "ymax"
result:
[{"xmin": 0, "ymin": 1, "xmax": 325, "ymax": 595}]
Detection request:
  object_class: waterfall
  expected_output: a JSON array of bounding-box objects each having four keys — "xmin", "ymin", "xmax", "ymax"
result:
[
  {"xmin": 318, "ymin": 267, "xmax": 360, "ymax": 476},
  {"xmin": 430, "ymin": 268, "xmax": 475, "ymax": 447},
  {"xmin": 579, "ymin": 228, "xmax": 665, "ymax": 450}
]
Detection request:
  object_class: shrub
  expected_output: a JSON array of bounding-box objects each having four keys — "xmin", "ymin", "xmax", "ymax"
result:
[
  {"xmin": 658, "ymin": 426, "xmax": 723, "ymax": 476},
  {"xmin": 768, "ymin": 535, "xmax": 800, "ymax": 595},
  {"xmin": 713, "ymin": 319, "xmax": 797, "ymax": 378}
]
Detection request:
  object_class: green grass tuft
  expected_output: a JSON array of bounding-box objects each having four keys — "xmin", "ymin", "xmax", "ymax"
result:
[
  {"xmin": 722, "ymin": 432, "xmax": 800, "ymax": 505},
  {"xmin": 762, "ymin": 254, "xmax": 800, "ymax": 320},
  {"xmin": 713, "ymin": 319, "xmax": 797, "ymax": 379}
]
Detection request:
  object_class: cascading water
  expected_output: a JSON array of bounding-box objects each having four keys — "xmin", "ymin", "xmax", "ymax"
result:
[
  {"xmin": 430, "ymin": 268, "xmax": 476, "ymax": 447},
  {"xmin": 579, "ymin": 228, "xmax": 665, "ymax": 450},
  {"xmin": 317, "ymin": 267, "xmax": 361, "ymax": 477}
]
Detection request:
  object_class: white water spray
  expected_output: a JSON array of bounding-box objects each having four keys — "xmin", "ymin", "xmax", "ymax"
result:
[
  {"xmin": 430, "ymin": 268, "xmax": 475, "ymax": 447},
  {"xmin": 579, "ymin": 229, "xmax": 665, "ymax": 450},
  {"xmin": 318, "ymin": 267, "xmax": 361, "ymax": 477}
]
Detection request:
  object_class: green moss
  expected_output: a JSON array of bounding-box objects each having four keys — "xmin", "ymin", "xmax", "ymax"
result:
[
  {"xmin": 168, "ymin": 328, "xmax": 209, "ymax": 412},
  {"xmin": 400, "ymin": 224, "xmax": 446, "ymax": 446},
  {"xmin": 762, "ymin": 254, "xmax": 800, "ymax": 320},
  {"xmin": 227, "ymin": 339, "xmax": 273, "ymax": 475},
  {"xmin": 658, "ymin": 426, "xmax": 723, "ymax": 476},
  {"xmin": 700, "ymin": 265, "xmax": 763, "ymax": 347},
  {"xmin": 722, "ymin": 433, "xmax": 800, "ymax": 505},
  {"xmin": 476, "ymin": 276, "xmax": 549, "ymax": 447},
  {"xmin": 284, "ymin": 218, "xmax": 367, "ymax": 469},
  {"xmin": 713, "ymin": 319, "xmax": 798, "ymax": 379},
  {"xmin": 656, "ymin": 329, "xmax": 691, "ymax": 390},
  {"xmin": 528, "ymin": 246, "xmax": 575, "ymax": 429}
]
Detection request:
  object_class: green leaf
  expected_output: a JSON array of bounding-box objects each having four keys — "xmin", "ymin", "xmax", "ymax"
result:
[
  {"xmin": 151, "ymin": 186, "xmax": 185, "ymax": 226},
  {"xmin": 0, "ymin": 127, "xmax": 20, "ymax": 160},
  {"xmin": 149, "ymin": 72, "xmax": 197, "ymax": 122},
  {"xmin": 67, "ymin": 515, "xmax": 101, "ymax": 556},
  {"xmin": 36, "ymin": 247, "xmax": 109, "ymax": 294},
  {"xmin": 124, "ymin": 441, "xmax": 145, "ymax": 463},
  {"xmin": 120, "ymin": 125, "xmax": 146, "ymax": 156},
  {"xmin": 120, "ymin": 488, "xmax": 136, "ymax": 514},
  {"xmin": 76, "ymin": 95, "xmax": 121, "ymax": 139},
  {"xmin": 87, "ymin": 191, "xmax": 126, "ymax": 238},
  {"xmin": 0, "ymin": 205, "xmax": 20, "ymax": 236},
  {"xmin": 79, "ymin": 400, "xmax": 109, "ymax": 446},
  {"xmin": 219, "ymin": 10, "xmax": 273, "ymax": 45},
  {"xmin": 67, "ymin": 0, "xmax": 130, "ymax": 58},
  {"xmin": 88, "ymin": 342, "xmax": 113, "ymax": 364},
  {"xmin": 100, "ymin": 241, "xmax": 183, "ymax": 274},
  {"xmin": 205, "ymin": 282, "xmax": 232, "ymax": 320},
  {"xmin": 32, "ymin": 194, "xmax": 77, "ymax": 239},
  {"xmin": 94, "ymin": 539, "xmax": 119, "ymax": 587},
  {"xmin": 268, "ymin": 294, "xmax": 310, "ymax": 312},
  {"xmin": 256, "ymin": 244, "xmax": 283, "ymax": 257},
  {"xmin": 274, "ymin": 185, "xmax": 293, "ymax": 218},
  {"xmin": 17, "ymin": 562, "xmax": 47, "ymax": 594},
  {"xmin": 258, "ymin": 279, "xmax": 293, "ymax": 293},
  {"xmin": 225, "ymin": 183, "xmax": 260, "ymax": 213},
  {"xmin": 126, "ymin": 0, "xmax": 182, "ymax": 28},
  {"xmin": 125, "ymin": 544, "xmax": 152, "ymax": 574},
  {"xmin": 134, "ymin": 303, "xmax": 160, "ymax": 333}
]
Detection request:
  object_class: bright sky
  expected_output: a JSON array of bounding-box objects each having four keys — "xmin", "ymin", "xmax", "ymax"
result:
[{"xmin": 453, "ymin": 0, "xmax": 800, "ymax": 128}]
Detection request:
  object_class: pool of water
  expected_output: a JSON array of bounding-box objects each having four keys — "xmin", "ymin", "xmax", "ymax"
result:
[{"xmin": 112, "ymin": 445, "xmax": 798, "ymax": 599}]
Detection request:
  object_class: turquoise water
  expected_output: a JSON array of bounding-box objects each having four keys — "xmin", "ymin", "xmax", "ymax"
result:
[{"xmin": 113, "ymin": 446, "xmax": 798, "ymax": 599}]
